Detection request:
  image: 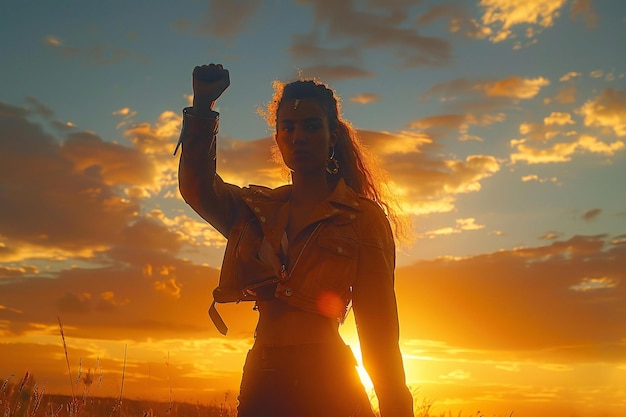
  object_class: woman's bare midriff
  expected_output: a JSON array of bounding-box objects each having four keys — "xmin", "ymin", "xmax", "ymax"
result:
[{"xmin": 253, "ymin": 298, "xmax": 343, "ymax": 346}]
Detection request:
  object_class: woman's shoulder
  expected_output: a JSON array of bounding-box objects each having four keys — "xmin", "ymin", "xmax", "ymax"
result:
[{"xmin": 344, "ymin": 193, "xmax": 394, "ymax": 251}]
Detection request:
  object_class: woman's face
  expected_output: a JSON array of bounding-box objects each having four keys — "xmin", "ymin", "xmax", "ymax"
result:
[{"xmin": 275, "ymin": 98, "xmax": 337, "ymax": 177}]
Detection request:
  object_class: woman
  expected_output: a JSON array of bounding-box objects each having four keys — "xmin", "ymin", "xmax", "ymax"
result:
[{"xmin": 177, "ymin": 63, "xmax": 414, "ymax": 417}]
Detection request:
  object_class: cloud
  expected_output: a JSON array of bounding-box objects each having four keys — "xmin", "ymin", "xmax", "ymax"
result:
[
  {"xmin": 421, "ymin": 218, "xmax": 486, "ymax": 238},
  {"xmin": 483, "ymin": 76, "xmax": 550, "ymax": 99},
  {"xmin": 408, "ymin": 114, "xmax": 468, "ymax": 130},
  {"xmin": 396, "ymin": 234, "xmax": 626, "ymax": 358},
  {"xmin": 425, "ymin": 76, "xmax": 550, "ymax": 102},
  {"xmin": 43, "ymin": 35, "xmax": 149, "ymax": 66},
  {"xmin": 544, "ymin": 84, "xmax": 578, "ymax": 105},
  {"xmin": 0, "ymin": 250, "xmax": 256, "ymax": 340},
  {"xmin": 298, "ymin": 65, "xmax": 377, "ymax": 81},
  {"xmin": 24, "ymin": 97, "xmax": 54, "ymax": 118},
  {"xmin": 62, "ymin": 131, "xmax": 157, "ymax": 187},
  {"xmin": 349, "ymin": 93, "xmax": 380, "ymax": 104},
  {"xmin": 0, "ymin": 99, "xmax": 209, "ymax": 269},
  {"xmin": 559, "ymin": 71, "xmax": 582, "ymax": 82},
  {"xmin": 197, "ymin": 126, "xmax": 502, "ymax": 217},
  {"xmin": 0, "ymin": 102, "xmax": 139, "ymax": 258},
  {"xmin": 539, "ymin": 232, "xmax": 562, "ymax": 240},
  {"xmin": 200, "ymin": 0, "xmax": 262, "ymax": 38},
  {"xmin": 479, "ymin": 0, "xmax": 569, "ymax": 43},
  {"xmin": 544, "ymin": 112, "xmax": 574, "ymax": 126},
  {"xmin": 570, "ymin": 0, "xmax": 598, "ymax": 28},
  {"xmin": 21, "ymin": 97, "xmax": 78, "ymax": 131},
  {"xmin": 589, "ymin": 69, "xmax": 604, "ymax": 78},
  {"xmin": 521, "ymin": 174, "xmax": 560, "ymax": 184},
  {"xmin": 290, "ymin": 0, "xmax": 451, "ymax": 69},
  {"xmin": 578, "ymin": 88, "xmax": 626, "ymax": 137},
  {"xmin": 570, "ymin": 276, "xmax": 617, "ymax": 292},
  {"xmin": 2, "ymin": 95, "xmax": 503, "ymax": 272},
  {"xmin": 113, "ymin": 107, "xmax": 138, "ymax": 129},
  {"xmin": 511, "ymin": 134, "xmax": 625, "ymax": 164},
  {"xmin": 412, "ymin": 3, "xmax": 492, "ymax": 40},
  {"xmin": 407, "ymin": 113, "xmax": 505, "ymax": 141},
  {"xmin": 288, "ymin": 33, "xmax": 361, "ymax": 62},
  {"xmin": 582, "ymin": 208, "xmax": 602, "ymax": 222},
  {"xmin": 509, "ymin": 96, "xmax": 626, "ymax": 164},
  {"xmin": 357, "ymin": 130, "xmax": 501, "ymax": 215}
]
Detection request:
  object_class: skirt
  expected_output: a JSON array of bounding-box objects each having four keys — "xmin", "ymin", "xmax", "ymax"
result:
[{"xmin": 237, "ymin": 342, "xmax": 376, "ymax": 417}]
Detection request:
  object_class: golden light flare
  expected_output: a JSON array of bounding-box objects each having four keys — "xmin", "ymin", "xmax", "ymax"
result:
[
  {"xmin": 337, "ymin": 325, "xmax": 375, "ymax": 394},
  {"xmin": 315, "ymin": 291, "xmax": 344, "ymax": 319}
]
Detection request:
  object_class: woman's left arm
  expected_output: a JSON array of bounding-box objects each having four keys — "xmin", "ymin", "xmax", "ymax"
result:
[{"xmin": 352, "ymin": 205, "xmax": 414, "ymax": 417}]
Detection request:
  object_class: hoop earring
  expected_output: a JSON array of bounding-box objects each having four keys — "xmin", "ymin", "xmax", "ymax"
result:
[{"xmin": 326, "ymin": 146, "xmax": 339, "ymax": 175}]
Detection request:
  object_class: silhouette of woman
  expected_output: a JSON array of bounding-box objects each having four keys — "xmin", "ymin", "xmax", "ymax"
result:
[{"xmin": 177, "ymin": 63, "xmax": 414, "ymax": 417}]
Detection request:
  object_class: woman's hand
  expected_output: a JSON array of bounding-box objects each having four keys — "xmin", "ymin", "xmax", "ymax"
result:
[{"xmin": 192, "ymin": 64, "xmax": 230, "ymax": 112}]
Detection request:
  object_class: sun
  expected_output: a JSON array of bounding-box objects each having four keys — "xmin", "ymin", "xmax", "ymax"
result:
[{"xmin": 339, "ymin": 323, "xmax": 375, "ymax": 392}]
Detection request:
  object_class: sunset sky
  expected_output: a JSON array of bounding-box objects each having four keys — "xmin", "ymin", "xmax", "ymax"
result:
[{"xmin": 1, "ymin": 1, "xmax": 625, "ymax": 416}]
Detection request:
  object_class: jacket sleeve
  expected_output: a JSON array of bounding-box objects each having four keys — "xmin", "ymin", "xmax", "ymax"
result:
[
  {"xmin": 352, "ymin": 205, "xmax": 414, "ymax": 417},
  {"xmin": 177, "ymin": 107, "xmax": 242, "ymax": 237}
]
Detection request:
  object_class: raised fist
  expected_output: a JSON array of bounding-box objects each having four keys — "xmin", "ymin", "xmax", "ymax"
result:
[{"xmin": 192, "ymin": 64, "xmax": 230, "ymax": 111}]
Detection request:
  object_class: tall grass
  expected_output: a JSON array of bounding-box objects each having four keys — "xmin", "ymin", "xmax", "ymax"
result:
[{"xmin": 0, "ymin": 317, "xmax": 512, "ymax": 416}]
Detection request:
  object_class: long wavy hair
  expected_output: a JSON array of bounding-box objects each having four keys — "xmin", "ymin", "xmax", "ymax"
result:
[{"xmin": 259, "ymin": 79, "xmax": 412, "ymax": 245}]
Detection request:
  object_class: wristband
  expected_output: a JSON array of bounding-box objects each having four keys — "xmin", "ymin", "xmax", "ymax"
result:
[{"xmin": 173, "ymin": 107, "xmax": 219, "ymax": 155}]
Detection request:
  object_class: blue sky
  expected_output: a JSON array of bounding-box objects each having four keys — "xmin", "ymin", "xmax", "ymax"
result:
[{"xmin": 1, "ymin": 1, "xmax": 626, "ymax": 416}]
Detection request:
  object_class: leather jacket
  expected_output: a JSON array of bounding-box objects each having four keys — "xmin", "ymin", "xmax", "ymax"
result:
[{"xmin": 177, "ymin": 108, "xmax": 414, "ymax": 417}]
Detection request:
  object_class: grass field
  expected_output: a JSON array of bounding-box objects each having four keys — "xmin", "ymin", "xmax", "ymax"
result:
[{"xmin": 1, "ymin": 319, "xmax": 507, "ymax": 417}]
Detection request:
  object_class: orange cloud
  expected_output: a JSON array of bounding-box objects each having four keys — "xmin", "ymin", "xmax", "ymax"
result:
[
  {"xmin": 358, "ymin": 130, "xmax": 500, "ymax": 215},
  {"xmin": 559, "ymin": 71, "xmax": 582, "ymax": 82},
  {"xmin": 0, "ymin": 265, "xmax": 38, "ymax": 279},
  {"xmin": 483, "ymin": 76, "xmax": 550, "ymax": 99},
  {"xmin": 425, "ymin": 76, "xmax": 550, "ymax": 102},
  {"xmin": 349, "ymin": 93, "xmax": 380, "ymax": 104},
  {"xmin": 112, "ymin": 107, "xmax": 137, "ymax": 129},
  {"xmin": 62, "ymin": 131, "xmax": 157, "ymax": 187},
  {"xmin": 421, "ymin": 218, "xmax": 486, "ymax": 238},
  {"xmin": 544, "ymin": 111, "xmax": 575, "ymax": 125},
  {"xmin": 578, "ymin": 88, "xmax": 626, "ymax": 137},
  {"xmin": 509, "ymin": 97, "xmax": 626, "ymax": 164},
  {"xmin": 479, "ymin": 0, "xmax": 569, "ymax": 43},
  {"xmin": 407, "ymin": 113, "xmax": 505, "ymax": 141},
  {"xmin": 521, "ymin": 174, "xmax": 560, "ymax": 184},
  {"xmin": 0, "ymin": 102, "xmax": 142, "ymax": 260},
  {"xmin": 511, "ymin": 134, "xmax": 624, "ymax": 164},
  {"xmin": 396, "ymin": 234, "xmax": 626, "ymax": 356},
  {"xmin": 408, "ymin": 114, "xmax": 469, "ymax": 132}
]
